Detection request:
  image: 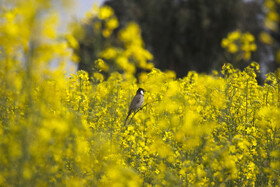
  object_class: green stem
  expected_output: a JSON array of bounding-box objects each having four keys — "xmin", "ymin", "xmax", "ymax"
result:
[{"xmin": 245, "ymin": 79, "xmax": 249, "ymax": 123}]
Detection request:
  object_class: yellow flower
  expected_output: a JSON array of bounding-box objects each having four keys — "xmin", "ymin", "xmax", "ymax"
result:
[
  {"xmin": 228, "ymin": 43, "xmax": 238, "ymax": 53},
  {"xmin": 66, "ymin": 34, "xmax": 79, "ymax": 49},
  {"xmin": 98, "ymin": 6, "xmax": 114, "ymax": 20},
  {"xmin": 267, "ymin": 11, "xmax": 279, "ymax": 22},
  {"xmin": 95, "ymin": 59, "xmax": 109, "ymax": 72},
  {"xmin": 221, "ymin": 38, "xmax": 230, "ymax": 48},
  {"xmin": 106, "ymin": 17, "xmax": 119, "ymax": 30},
  {"xmin": 260, "ymin": 32, "xmax": 273, "ymax": 45},
  {"xmin": 228, "ymin": 31, "xmax": 241, "ymax": 41},
  {"xmin": 102, "ymin": 28, "xmax": 112, "ymax": 38}
]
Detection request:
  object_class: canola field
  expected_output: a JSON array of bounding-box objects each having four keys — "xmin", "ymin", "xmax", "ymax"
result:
[{"xmin": 1, "ymin": 1, "xmax": 280, "ymax": 186}]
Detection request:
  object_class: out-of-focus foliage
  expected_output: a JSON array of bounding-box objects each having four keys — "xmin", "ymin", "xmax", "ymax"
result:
[
  {"xmin": 1, "ymin": 1, "xmax": 280, "ymax": 186},
  {"xmin": 73, "ymin": 5, "xmax": 153, "ymax": 78},
  {"xmin": 82, "ymin": 0, "xmax": 242, "ymax": 77},
  {"xmin": 78, "ymin": 0, "xmax": 280, "ymax": 78},
  {"xmin": 261, "ymin": 0, "xmax": 280, "ymax": 70}
]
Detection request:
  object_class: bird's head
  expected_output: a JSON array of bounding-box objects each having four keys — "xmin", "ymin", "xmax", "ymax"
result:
[{"xmin": 137, "ymin": 88, "xmax": 145, "ymax": 96}]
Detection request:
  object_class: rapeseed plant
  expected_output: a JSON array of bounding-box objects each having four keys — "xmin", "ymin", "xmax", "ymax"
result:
[
  {"xmin": 0, "ymin": 1, "xmax": 280, "ymax": 186},
  {"xmin": 222, "ymin": 30, "xmax": 257, "ymax": 63}
]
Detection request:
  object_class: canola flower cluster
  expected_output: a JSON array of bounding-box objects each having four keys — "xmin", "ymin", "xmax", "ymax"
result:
[
  {"xmin": 1, "ymin": 1, "xmax": 280, "ymax": 186},
  {"xmin": 76, "ymin": 5, "xmax": 154, "ymax": 77},
  {"xmin": 221, "ymin": 30, "xmax": 257, "ymax": 61}
]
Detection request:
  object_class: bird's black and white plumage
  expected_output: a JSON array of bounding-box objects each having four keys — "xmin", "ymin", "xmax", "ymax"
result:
[{"xmin": 125, "ymin": 88, "xmax": 145, "ymax": 123}]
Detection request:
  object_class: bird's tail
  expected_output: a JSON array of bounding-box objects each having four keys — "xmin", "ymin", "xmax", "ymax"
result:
[{"xmin": 124, "ymin": 110, "xmax": 132, "ymax": 126}]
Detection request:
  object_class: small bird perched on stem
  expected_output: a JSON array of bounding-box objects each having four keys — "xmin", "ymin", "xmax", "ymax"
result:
[{"xmin": 124, "ymin": 88, "xmax": 145, "ymax": 125}]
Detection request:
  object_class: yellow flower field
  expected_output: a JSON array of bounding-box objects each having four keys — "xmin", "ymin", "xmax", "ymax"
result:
[{"xmin": 0, "ymin": 0, "xmax": 280, "ymax": 186}]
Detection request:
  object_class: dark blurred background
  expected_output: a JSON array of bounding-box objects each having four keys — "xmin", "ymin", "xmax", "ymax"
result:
[{"xmin": 76, "ymin": 0, "xmax": 280, "ymax": 78}]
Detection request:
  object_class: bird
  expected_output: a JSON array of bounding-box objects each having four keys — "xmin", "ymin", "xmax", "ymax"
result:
[{"xmin": 125, "ymin": 88, "xmax": 145, "ymax": 124}]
